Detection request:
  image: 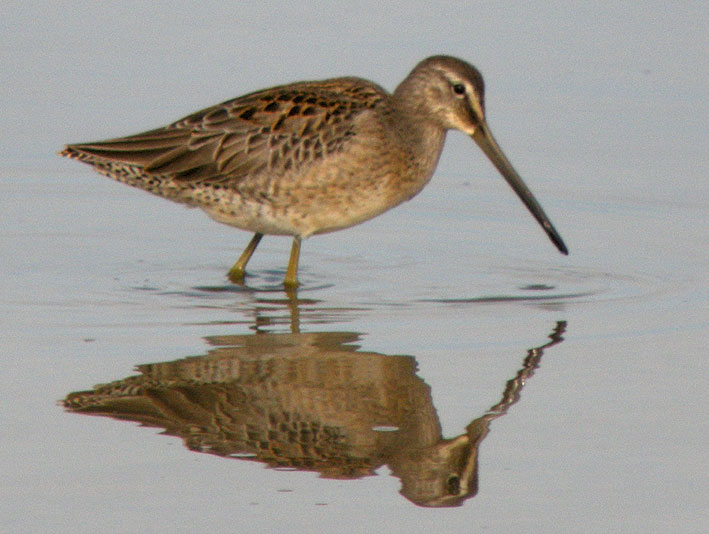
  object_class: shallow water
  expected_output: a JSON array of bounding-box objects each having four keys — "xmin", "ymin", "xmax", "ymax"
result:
[
  {"xmin": 3, "ymin": 163, "xmax": 706, "ymax": 532},
  {"xmin": 2, "ymin": 3, "xmax": 708, "ymax": 533}
]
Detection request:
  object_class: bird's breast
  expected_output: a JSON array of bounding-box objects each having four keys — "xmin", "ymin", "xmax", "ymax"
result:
[{"xmin": 198, "ymin": 112, "xmax": 447, "ymax": 238}]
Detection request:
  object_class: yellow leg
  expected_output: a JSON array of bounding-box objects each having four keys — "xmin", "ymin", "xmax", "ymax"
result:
[
  {"xmin": 228, "ymin": 233, "xmax": 263, "ymax": 283},
  {"xmin": 284, "ymin": 237, "xmax": 301, "ymax": 288}
]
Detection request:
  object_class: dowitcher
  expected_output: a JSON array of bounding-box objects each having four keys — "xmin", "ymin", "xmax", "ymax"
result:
[{"xmin": 61, "ymin": 55, "xmax": 568, "ymax": 287}]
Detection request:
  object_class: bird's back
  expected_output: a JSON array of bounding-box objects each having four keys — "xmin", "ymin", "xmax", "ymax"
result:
[{"xmin": 60, "ymin": 77, "xmax": 389, "ymax": 203}]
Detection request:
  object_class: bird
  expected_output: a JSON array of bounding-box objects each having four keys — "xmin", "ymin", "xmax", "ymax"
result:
[{"xmin": 60, "ymin": 55, "xmax": 568, "ymax": 288}]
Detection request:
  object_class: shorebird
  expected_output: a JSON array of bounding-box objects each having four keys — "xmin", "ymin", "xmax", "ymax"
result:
[{"xmin": 61, "ymin": 55, "xmax": 568, "ymax": 287}]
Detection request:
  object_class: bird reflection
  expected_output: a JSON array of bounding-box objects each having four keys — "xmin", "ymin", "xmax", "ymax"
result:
[{"xmin": 64, "ymin": 321, "xmax": 565, "ymax": 507}]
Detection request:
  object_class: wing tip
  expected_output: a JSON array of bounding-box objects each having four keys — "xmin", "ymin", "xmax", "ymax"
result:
[{"xmin": 59, "ymin": 145, "xmax": 89, "ymax": 162}]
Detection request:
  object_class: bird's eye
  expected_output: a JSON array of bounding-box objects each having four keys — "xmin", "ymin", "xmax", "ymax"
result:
[{"xmin": 452, "ymin": 83, "xmax": 466, "ymax": 95}]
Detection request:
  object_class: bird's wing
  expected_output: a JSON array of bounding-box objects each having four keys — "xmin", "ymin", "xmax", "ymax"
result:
[{"xmin": 62, "ymin": 78, "xmax": 387, "ymax": 184}]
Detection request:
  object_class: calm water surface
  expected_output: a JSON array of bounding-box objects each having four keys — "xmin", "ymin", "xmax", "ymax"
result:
[
  {"xmin": 2, "ymin": 165, "xmax": 706, "ymax": 533},
  {"xmin": 2, "ymin": 3, "xmax": 707, "ymax": 533}
]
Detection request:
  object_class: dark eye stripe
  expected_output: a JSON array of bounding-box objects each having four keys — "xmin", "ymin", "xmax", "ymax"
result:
[{"xmin": 464, "ymin": 99, "xmax": 480, "ymax": 125}]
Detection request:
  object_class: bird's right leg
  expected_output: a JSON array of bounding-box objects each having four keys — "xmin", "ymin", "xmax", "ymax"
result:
[{"xmin": 284, "ymin": 236, "xmax": 301, "ymax": 289}]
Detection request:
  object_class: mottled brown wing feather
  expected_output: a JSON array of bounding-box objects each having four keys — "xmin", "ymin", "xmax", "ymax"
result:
[{"xmin": 63, "ymin": 77, "xmax": 387, "ymax": 185}]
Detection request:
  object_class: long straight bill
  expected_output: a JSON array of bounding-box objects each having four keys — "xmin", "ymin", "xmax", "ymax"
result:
[{"xmin": 472, "ymin": 122, "xmax": 568, "ymax": 255}]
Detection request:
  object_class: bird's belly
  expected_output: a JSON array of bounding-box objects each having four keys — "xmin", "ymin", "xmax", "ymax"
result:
[
  {"xmin": 189, "ymin": 135, "xmax": 440, "ymax": 238},
  {"xmin": 198, "ymin": 178, "xmax": 405, "ymax": 237}
]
